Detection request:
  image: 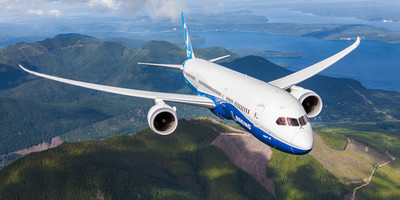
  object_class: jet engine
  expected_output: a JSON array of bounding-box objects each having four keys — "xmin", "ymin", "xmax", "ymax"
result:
[
  {"xmin": 147, "ymin": 99, "xmax": 178, "ymax": 135},
  {"xmin": 289, "ymin": 86, "xmax": 323, "ymax": 118}
]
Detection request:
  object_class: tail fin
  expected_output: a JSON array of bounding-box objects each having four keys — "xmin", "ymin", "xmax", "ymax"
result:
[{"xmin": 182, "ymin": 12, "xmax": 195, "ymax": 59}]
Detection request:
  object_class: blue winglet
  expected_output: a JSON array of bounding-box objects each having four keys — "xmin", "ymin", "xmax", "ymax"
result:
[{"xmin": 182, "ymin": 12, "xmax": 195, "ymax": 59}]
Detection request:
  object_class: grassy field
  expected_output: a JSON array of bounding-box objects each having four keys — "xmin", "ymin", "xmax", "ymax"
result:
[
  {"xmin": 317, "ymin": 128, "xmax": 400, "ymax": 161},
  {"xmin": 316, "ymin": 129, "xmax": 348, "ymax": 150},
  {"xmin": 266, "ymin": 149, "xmax": 347, "ymax": 200},
  {"xmin": 365, "ymin": 164, "xmax": 400, "ymax": 199},
  {"xmin": 313, "ymin": 126, "xmax": 400, "ymax": 199}
]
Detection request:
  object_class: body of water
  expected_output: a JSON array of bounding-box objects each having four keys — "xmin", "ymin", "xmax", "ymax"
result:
[
  {"xmin": 254, "ymin": 8, "xmax": 400, "ymax": 31},
  {"xmin": 195, "ymin": 31, "xmax": 400, "ymax": 92}
]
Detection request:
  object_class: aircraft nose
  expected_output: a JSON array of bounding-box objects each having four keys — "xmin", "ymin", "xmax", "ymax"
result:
[{"xmin": 291, "ymin": 130, "xmax": 313, "ymax": 154}]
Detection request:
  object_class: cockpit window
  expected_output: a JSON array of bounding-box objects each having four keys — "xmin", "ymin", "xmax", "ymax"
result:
[
  {"xmin": 276, "ymin": 115, "xmax": 308, "ymax": 126},
  {"xmin": 298, "ymin": 115, "xmax": 309, "ymax": 126},
  {"xmin": 287, "ymin": 118, "xmax": 300, "ymax": 126},
  {"xmin": 276, "ymin": 117, "xmax": 286, "ymax": 125}
]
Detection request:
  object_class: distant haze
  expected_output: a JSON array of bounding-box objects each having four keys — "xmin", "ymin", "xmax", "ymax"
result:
[{"xmin": 1, "ymin": 0, "xmax": 399, "ymax": 20}]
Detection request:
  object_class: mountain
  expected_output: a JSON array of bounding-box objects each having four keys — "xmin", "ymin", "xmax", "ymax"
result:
[
  {"xmin": 1, "ymin": 118, "xmax": 398, "ymax": 200},
  {"xmin": 0, "ymin": 119, "xmax": 273, "ymax": 200},
  {"xmin": 0, "ymin": 119, "xmax": 347, "ymax": 200},
  {"xmin": 0, "ymin": 35, "xmax": 399, "ymax": 199},
  {"xmin": 0, "ymin": 36, "xmax": 219, "ymax": 163}
]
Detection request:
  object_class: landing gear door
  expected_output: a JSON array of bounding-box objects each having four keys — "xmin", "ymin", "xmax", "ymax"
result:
[{"xmin": 254, "ymin": 104, "xmax": 265, "ymax": 128}]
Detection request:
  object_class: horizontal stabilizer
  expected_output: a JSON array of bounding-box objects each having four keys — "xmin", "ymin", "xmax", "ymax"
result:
[
  {"xmin": 209, "ymin": 55, "xmax": 230, "ymax": 63},
  {"xmin": 137, "ymin": 62, "xmax": 183, "ymax": 70}
]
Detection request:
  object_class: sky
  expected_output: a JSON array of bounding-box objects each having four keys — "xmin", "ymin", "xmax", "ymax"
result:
[
  {"xmin": 0, "ymin": 0, "xmax": 232, "ymax": 45},
  {"xmin": 0, "ymin": 0, "xmax": 230, "ymax": 21},
  {"xmin": 1, "ymin": 0, "xmax": 398, "ymax": 21}
]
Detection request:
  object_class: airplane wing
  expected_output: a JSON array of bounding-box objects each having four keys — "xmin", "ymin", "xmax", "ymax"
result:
[
  {"xmin": 137, "ymin": 54, "xmax": 230, "ymax": 69},
  {"xmin": 19, "ymin": 64, "xmax": 215, "ymax": 108},
  {"xmin": 269, "ymin": 37, "xmax": 360, "ymax": 90},
  {"xmin": 209, "ymin": 55, "xmax": 230, "ymax": 63},
  {"xmin": 137, "ymin": 62, "xmax": 183, "ymax": 70}
]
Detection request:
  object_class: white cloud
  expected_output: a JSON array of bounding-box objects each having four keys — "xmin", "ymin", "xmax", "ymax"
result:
[
  {"xmin": 89, "ymin": 0, "xmax": 120, "ymax": 10},
  {"xmin": 26, "ymin": 9, "xmax": 44, "ymax": 16},
  {"xmin": 25, "ymin": 9, "xmax": 62, "ymax": 17},
  {"xmin": 0, "ymin": 0, "xmax": 192, "ymax": 20},
  {"xmin": 146, "ymin": 0, "xmax": 187, "ymax": 20},
  {"xmin": 49, "ymin": 9, "xmax": 61, "ymax": 17},
  {"xmin": 191, "ymin": 0, "xmax": 226, "ymax": 14}
]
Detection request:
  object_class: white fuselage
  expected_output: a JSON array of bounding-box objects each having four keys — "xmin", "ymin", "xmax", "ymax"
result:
[{"xmin": 183, "ymin": 58, "xmax": 313, "ymax": 154}]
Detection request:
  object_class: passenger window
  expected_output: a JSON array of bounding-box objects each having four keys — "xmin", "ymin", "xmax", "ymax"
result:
[
  {"xmin": 287, "ymin": 118, "xmax": 299, "ymax": 126},
  {"xmin": 276, "ymin": 117, "xmax": 286, "ymax": 126}
]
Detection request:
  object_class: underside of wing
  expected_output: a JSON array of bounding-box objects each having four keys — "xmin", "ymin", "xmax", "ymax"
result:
[
  {"xmin": 137, "ymin": 62, "xmax": 183, "ymax": 70},
  {"xmin": 19, "ymin": 65, "xmax": 215, "ymax": 108},
  {"xmin": 209, "ymin": 55, "xmax": 230, "ymax": 63},
  {"xmin": 269, "ymin": 37, "xmax": 360, "ymax": 90}
]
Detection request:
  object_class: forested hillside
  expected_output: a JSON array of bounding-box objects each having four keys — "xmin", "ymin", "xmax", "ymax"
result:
[
  {"xmin": 0, "ymin": 119, "xmax": 275, "ymax": 200},
  {"xmin": 0, "ymin": 119, "xmax": 350, "ymax": 200}
]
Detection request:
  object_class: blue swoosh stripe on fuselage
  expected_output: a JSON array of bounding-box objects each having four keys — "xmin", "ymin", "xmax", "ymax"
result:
[
  {"xmin": 220, "ymin": 102, "xmax": 311, "ymax": 155},
  {"xmin": 183, "ymin": 76, "xmax": 311, "ymax": 155}
]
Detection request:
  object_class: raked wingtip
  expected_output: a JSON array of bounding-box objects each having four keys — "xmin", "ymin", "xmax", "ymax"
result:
[
  {"xmin": 18, "ymin": 64, "xmax": 33, "ymax": 74},
  {"xmin": 18, "ymin": 64, "xmax": 26, "ymax": 71}
]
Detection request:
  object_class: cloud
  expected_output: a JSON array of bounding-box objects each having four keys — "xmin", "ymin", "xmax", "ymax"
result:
[
  {"xmin": 26, "ymin": 9, "xmax": 44, "ymax": 16},
  {"xmin": 145, "ymin": 0, "xmax": 187, "ymax": 20},
  {"xmin": 49, "ymin": 9, "xmax": 61, "ymax": 17},
  {"xmin": 25, "ymin": 9, "xmax": 62, "ymax": 17},
  {"xmin": 0, "ymin": 0, "xmax": 189, "ymax": 20},
  {"xmin": 102, "ymin": 0, "xmax": 188, "ymax": 20},
  {"xmin": 89, "ymin": 0, "xmax": 120, "ymax": 10},
  {"xmin": 192, "ymin": 0, "xmax": 226, "ymax": 14}
]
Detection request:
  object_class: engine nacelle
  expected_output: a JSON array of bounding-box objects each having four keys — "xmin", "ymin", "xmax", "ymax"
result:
[
  {"xmin": 147, "ymin": 99, "xmax": 178, "ymax": 135},
  {"xmin": 289, "ymin": 86, "xmax": 323, "ymax": 118}
]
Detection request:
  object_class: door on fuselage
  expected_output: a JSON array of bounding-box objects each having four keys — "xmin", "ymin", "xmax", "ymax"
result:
[{"xmin": 254, "ymin": 104, "xmax": 265, "ymax": 127}]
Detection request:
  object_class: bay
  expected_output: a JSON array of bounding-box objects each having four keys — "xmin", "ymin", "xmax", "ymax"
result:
[{"xmin": 195, "ymin": 31, "xmax": 400, "ymax": 92}]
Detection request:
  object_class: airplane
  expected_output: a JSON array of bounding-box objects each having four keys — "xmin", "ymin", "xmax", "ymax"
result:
[{"xmin": 19, "ymin": 13, "xmax": 360, "ymax": 155}]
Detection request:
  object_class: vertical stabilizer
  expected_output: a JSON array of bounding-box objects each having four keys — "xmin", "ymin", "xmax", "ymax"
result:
[{"xmin": 182, "ymin": 12, "xmax": 195, "ymax": 59}]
